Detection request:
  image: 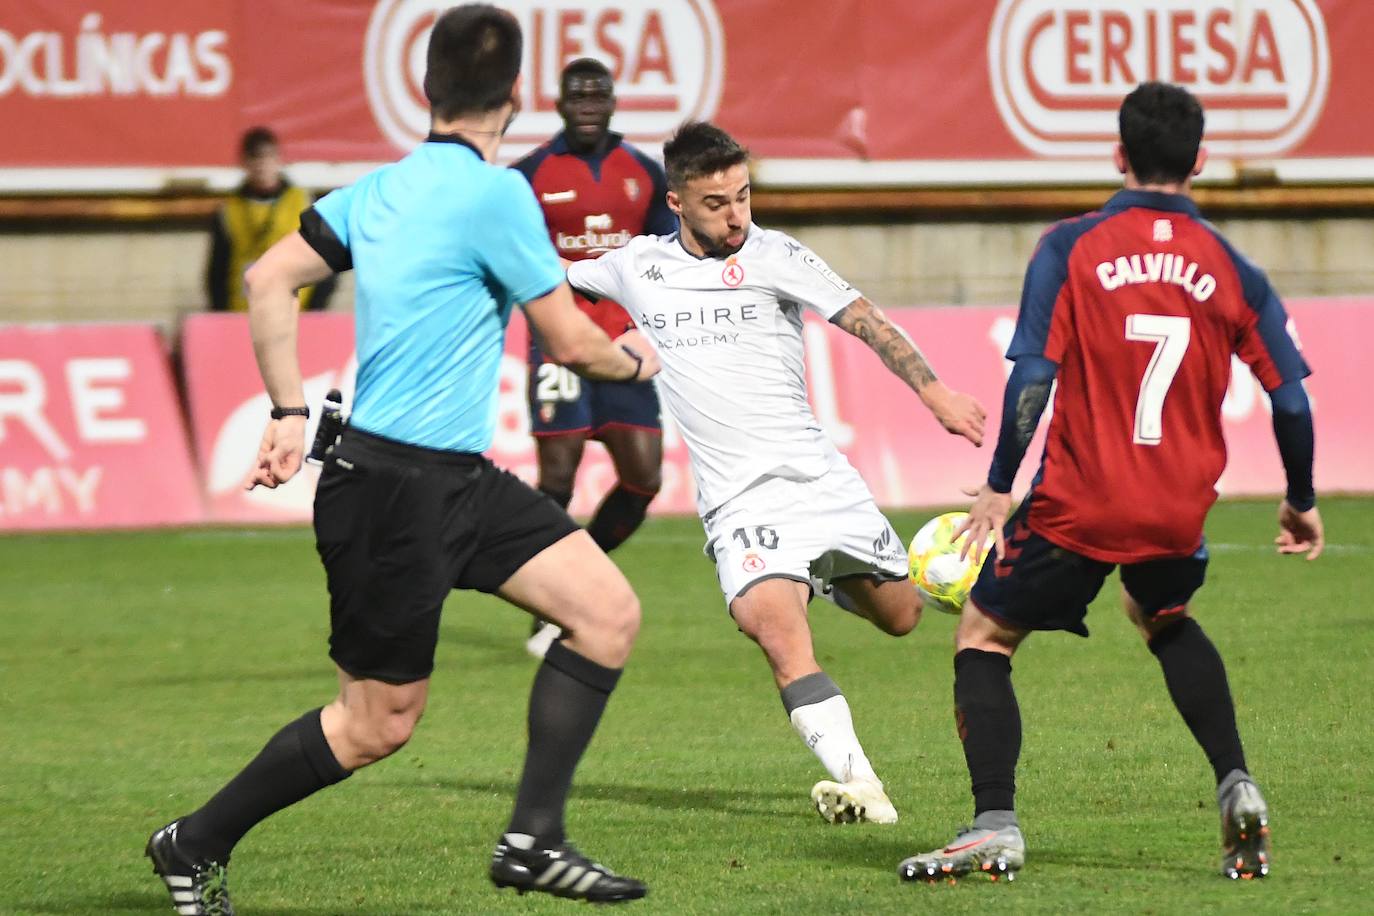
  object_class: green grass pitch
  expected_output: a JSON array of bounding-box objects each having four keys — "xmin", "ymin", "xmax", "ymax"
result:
[{"xmin": 2, "ymin": 497, "xmax": 1372, "ymax": 915}]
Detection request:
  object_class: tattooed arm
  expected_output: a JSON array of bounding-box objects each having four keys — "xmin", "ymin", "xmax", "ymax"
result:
[
  {"xmin": 831, "ymin": 297, "xmax": 986, "ymax": 446},
  {"xmin": 986, "ymin": 355, "xmax": 1057, "ymax": 492}
]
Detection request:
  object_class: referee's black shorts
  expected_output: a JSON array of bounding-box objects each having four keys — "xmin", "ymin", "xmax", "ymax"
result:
[{"xmin": 313, "ymin": 427, "xmax": 579, "ymax": 684}]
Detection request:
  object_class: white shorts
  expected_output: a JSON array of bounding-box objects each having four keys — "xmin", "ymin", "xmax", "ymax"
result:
[{"xmin": 703, "ymin": 461, "xmax": 909, "ymax": 606}]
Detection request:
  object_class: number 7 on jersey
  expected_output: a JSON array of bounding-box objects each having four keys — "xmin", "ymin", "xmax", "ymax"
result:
[{"xmin": 1125, "ymin": 313, "xmax": 1191, "ymax": 446}]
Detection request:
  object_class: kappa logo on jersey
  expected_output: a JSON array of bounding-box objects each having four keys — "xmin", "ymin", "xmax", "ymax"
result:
[
  {"xmin": 722, "ymin": 259, "xmax": 745, "ymax": 288},
  {"xmin": 784, "ymin": 241, "xmax": 803, "ymax": 258},
  {"xmin": 802, "ymin": 251, "xmax": 852, "ymax": 292},
  {"xmin": 1153, "ymin": 219, "xmax": 1174, "ymax": 242},
  {"xmin": 641, "ymin": 265, "xmax": 665, "ymax": 282},
  {"xmin": 987, "ymin": 0, "xmax": 1330, "ymax": 158},
  {"xmin": 742, "ymin": 552, "xmax": 766, "ymax": 573},
  {"xmin": 624, "ymin": 178, "xmax": 642, "ymax": 201},
  {"xmin": 363, "ymin": 1, "xmax": 725, "ymax": 154}
]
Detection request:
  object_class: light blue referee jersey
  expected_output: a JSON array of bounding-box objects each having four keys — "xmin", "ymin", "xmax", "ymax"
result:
[{"xmin": 309, "ymin": 134, "xmax": 564, "ymax": 452}]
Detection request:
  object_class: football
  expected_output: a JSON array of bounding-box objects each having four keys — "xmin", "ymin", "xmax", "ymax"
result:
[{"xmin": 908, "ymin": 512, "xmax": 995, "ymax": 615}]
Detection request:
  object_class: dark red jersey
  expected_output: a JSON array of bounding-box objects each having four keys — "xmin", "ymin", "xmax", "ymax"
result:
[
  {"xmin": 512, "ymin": 132, "xmax": 675, "ymax": 343},
  {"xmin": 1007, "ymin": 189, "xmax": 1309, "ymax": 563}
]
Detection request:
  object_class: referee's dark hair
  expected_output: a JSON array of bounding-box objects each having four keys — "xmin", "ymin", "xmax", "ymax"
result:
[
  {"xmin": 1119, "ymin": 82, "xmax": 1205, "ymax": 184},
  {"xmin": 663, "ymin": 121, "xmax": 750, "ymax": 190},
  {"xmin": 425, "ymin": 4, "xmax": 523, "ymax": 120}
]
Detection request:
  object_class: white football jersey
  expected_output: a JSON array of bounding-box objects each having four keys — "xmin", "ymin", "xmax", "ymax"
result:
[{"xmin": 567, "ymin": 225, "xmax": 861, "ymax": 515}]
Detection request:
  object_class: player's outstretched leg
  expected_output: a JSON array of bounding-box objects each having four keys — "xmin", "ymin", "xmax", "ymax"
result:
[
  {"xmin": 733, "ymin": 579, "xmax": 897, "ymax": 823},
  {"xmin": 1218, "ymin": 769, "xmax": 1270, "ymax": 879},
  {"xmin": 898, "ymin": 818, "xmax": 1026, "ymax": 882},
  {"xmin": 786, "ymin": 672, "xmax": 898, "ymax": 825}
]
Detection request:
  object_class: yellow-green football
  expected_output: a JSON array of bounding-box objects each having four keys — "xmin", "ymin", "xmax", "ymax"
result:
[{"xmin": 908, "ymin": 511, "xmax": 994, "ymax": 615}]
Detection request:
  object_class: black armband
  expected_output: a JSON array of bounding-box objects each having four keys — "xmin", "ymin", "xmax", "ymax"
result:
[{"xmin": 299, "ymin": 207, "xmax": 352, "ymax": 273}]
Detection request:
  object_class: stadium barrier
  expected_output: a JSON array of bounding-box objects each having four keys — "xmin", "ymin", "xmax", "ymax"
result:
[{"xmin": 2, "ymin": 301, "xmax": 1369, "ymax": 531}]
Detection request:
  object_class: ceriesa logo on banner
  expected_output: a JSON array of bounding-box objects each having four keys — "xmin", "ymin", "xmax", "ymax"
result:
[
  {"xmin": 363, "ymin": 0, "xmax": 724, "ymax": 156},
  {"xmin": 988, "ymin": 0, "xmax": 1330, "ymax": 158}
]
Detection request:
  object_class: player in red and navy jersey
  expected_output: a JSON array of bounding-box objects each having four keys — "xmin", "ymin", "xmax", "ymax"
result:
[
  {"xmin": 900, "ymin": 83, "xmax": 1324, "ymax": 884},
  {"xmin": 512, "ymin": 59, "xmax": 675, "ymax": 574}
]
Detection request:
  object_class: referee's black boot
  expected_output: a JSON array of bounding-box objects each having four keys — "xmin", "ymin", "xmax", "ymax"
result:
[
  {"xmin": 491, "ymin": 836, "xmax": 647, "ymax": 903},
  {"xmin": 146, "ymin": 819, "xmax": 235, "ymax": 916}
]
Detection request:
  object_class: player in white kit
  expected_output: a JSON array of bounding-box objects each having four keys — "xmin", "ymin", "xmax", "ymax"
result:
[{"xmin": 565, "ymin": 122, "xmax": 987, "ymax": 823}]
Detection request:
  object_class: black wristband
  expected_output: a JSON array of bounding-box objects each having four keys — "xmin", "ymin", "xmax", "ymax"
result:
[
  {"xmin": 270, "ymin": 405, "xmax": 310, "ymax": 420},
  {"xmin": 620, "ymin": 345, "xmax": 643, "ymax": 382}
]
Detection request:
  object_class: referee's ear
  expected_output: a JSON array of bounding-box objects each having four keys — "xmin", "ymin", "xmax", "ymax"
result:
[{"xmin": 666, "ymin": 190, "xmax": 682, "ymax": 218}]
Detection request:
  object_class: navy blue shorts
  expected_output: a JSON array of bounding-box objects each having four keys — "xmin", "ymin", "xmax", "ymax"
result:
[
  {"xmin": 527, "ymin": 351, "xmax": 660, "ymax": 438},
  {"xmin": 969, "ymin": 498, "xmax": 1208, "ymax": 637}
]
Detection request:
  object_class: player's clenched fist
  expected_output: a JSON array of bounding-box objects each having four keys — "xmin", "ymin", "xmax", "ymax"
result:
[{"xmin": 245, "ymin": 416, "xmax": 305, "ymax": 490}]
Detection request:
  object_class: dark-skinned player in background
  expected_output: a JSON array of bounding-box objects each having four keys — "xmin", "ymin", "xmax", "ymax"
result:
[{"xmin": 513, "ymin": 58, "xmax": 676, "ymax": 657}]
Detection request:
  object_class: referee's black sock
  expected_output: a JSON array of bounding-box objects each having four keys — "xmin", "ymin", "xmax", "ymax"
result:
[
  {"xmin": 587, "ymin": 484, "xmax": 656, "ymax": 553},
  {"xmin": 177, "ymin": 708, "xmax": 350, "ymax": 863},
  {"xmin": 954, "ymin": 648, "xmax": 1022, "ymax": 816},
  {"xmin": 506, "ymin": 641, "xmax": 621, "ymax": 846},
  {"xmin": 538, "ymin": 485, "xmax": 573, "ymax": 510},
  {"xmin": 1149, "ymin": 617, "xmax": 1248, "ymax": 783}
]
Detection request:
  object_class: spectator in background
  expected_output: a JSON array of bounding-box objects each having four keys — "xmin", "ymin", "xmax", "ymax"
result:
[{"xmin": 206, "ymin": 127, "xmax": 335, "ymax": 312}]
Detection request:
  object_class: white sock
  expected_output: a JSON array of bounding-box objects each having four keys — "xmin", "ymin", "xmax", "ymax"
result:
[
  {"xmin": 503, "ymin": 832, "xmax": 535, "ymax": 850},
  {"xmin": 788, "ymin": 694, "xmax": 880, "ymax": 784}
]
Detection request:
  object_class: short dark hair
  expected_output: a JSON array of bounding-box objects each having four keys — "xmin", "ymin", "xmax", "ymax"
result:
[
  {"xmin": 561, "ymin": 57, "xmax": 613, "ymax": 90},
  {"xmin": 240, "ymin": 127, "xmax": 278, "ymax": 158},
  {"xmin": 663, "ymin": 121, "xmax": 749, "ymax": 189},
  {"xmin": 424, "ymin": 4, "xmax": 522, "ymax": 121},
  {"xmin": 1118, "ymin": 82, "xmax": 1204, "ymax": 184}
]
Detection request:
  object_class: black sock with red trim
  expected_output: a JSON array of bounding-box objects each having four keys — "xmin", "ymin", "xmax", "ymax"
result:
[
  {"xmin": 954, "ymin": 648, "xmax": 1022, "ymax": 816},
  {"xmin": 1149, "ymin": 617, "xmax": 1247, "ymax": 783},
  {"xmin": 587, "ymin": 485, "xmax": 656, "ymax": 552},
  {"xmin": 538, "ymin": 485, "xmax": 572, "ymax": 510}
]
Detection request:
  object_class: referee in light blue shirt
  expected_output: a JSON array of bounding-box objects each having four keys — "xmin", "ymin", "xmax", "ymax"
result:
[{"xmin": 145, "ymin": 6, "xmax": 654, "ymax": 911}]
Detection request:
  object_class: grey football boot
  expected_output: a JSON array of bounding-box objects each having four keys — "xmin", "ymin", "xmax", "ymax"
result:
[
  {"xmin": 1218, "ymin": 769, "xmax": 1271, "ymax": 879},
  {"xmin": 898, "ymin": 820, "xmax": 1025, "ymax": 882}
]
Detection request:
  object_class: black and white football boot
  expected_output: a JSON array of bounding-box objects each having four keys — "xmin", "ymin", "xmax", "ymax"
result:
[
  {"xmin": 490, "ymin": 835, "xmax": 646, "ymax": 903},
  {"xmin": 145, "ymin": 819, "xmax": 235, "ymax": 915}
]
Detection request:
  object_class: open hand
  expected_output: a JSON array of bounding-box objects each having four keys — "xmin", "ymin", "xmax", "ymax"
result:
[
  {"xmin": 954, "ymin": 484, "xmax": 1012, "ymax": 564},
  {"xmin": 924, "ymin": 383, "xmax": 987, "ymax": 447}
]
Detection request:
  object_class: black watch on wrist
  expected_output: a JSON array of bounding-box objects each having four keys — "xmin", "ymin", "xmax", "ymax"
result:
[{"xmin": 270, "ymin": 405, "xmax": 311, "ymax": 420}]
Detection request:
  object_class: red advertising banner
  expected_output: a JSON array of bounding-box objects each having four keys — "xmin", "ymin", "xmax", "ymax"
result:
[
  {"xmin": 176, "ymin": 300, "xmax": 1371, "ymax": 526},
  {"xmin": 3, "ymin": 1, "xmax": 1373, "ymax": 189},
  {"xmin": 0, "ymin": 324, "xmax": 202, "ymax": 531},
  {"xmin": 180, "ymin": 313, "xmax": 356, "ymax": 523}
]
